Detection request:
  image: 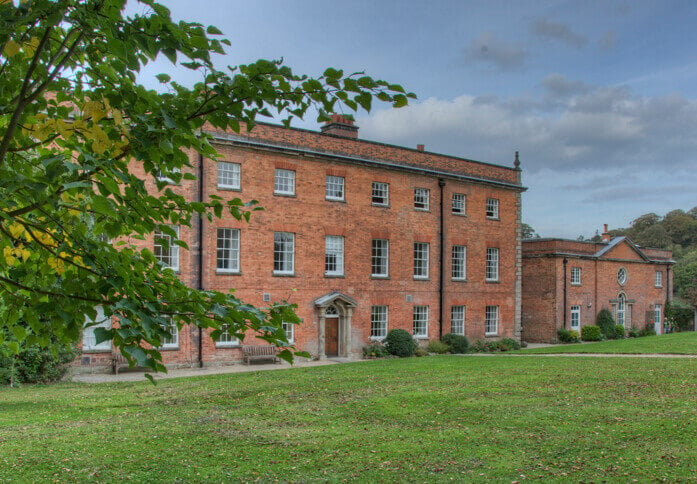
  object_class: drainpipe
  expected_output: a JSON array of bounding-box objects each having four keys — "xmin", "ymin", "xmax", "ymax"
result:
[
  {"xmin": 197, "ymin": 153, "xmax": 205, "ymax": 368},
  {"xmin": 438, "ymin": 178, "xmax": 446, "ymax": 339},
  {"xmin": 562, "ymin": 258, "xmax": 568, "ymax": 329}
]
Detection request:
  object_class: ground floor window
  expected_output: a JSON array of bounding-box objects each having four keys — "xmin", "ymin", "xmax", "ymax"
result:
[
  {"xmin": 370, "ymin": 306, "xmax": 388, "ymax": 339},
  {"xmin": 485, "ymin": 306, "xmax": 499, "ymax": 335},
  {"xmin": 216, "ymin": 324, "xmax": 240, "ymax": 347},
  {"xmin": 82, "ymin": 306, "xmax": 111, "ymax": 351},
  {"xmin": 451, "ymin": 306, "xmax": 465, "ymax": 335},
  {"xmin": 282, "ymin": 321, "xmax": 295, "ymax": 343},
  {"xmin": 161, "ymin": 317, "xmax": 179, "ymax": 349},
  {"xmin": 413, "ymin": 306, "xmax": 429, "ymax": 338}
]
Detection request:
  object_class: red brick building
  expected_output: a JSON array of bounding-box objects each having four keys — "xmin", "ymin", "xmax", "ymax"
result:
[
  {"xmin": 81, "ymin": 116, "xmax": 525, "ymax": 368},
  {"xmin": 521, "ymin": 227, "xmax": 674, "ymax": 343}
]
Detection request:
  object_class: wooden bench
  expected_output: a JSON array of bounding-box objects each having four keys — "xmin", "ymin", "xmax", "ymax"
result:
[
  {"xmin": 111, "ymin": 353, "xmax": 130, "ymax": 375},
  {"xmin": 242, "ymin": 345, "xmax": 280, "ymax": 365}
]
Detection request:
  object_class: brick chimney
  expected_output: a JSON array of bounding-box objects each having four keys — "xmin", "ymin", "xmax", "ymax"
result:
[
  {"xmin": 601, "ymin": 224, "xmax": 611, "ymax": 242},
  {"xmin": 320, "ymin": 114, "xmax": 359, "ymax": 139},
  {"xmin": 416, "ymin": 144, "xmax": 425, "ymax": 151}
]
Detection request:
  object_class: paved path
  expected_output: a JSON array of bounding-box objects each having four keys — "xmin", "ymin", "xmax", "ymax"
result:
[{"xmin": 70, "ymin": 358, "xmax": 351, "ymax": 384}]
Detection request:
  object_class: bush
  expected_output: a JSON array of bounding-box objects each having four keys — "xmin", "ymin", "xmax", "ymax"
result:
[
  {"xmin": 414, "ymin": 347, "xmax": 429, "ymax": 357},
  {"xmin": 613, "ymin": 325, "xmax": 626, "ymax": 339},
  {"xmin": 469, "ymin": 338, "xmax": 521, "ymax": 353},
  {"xmin": 628, "ymin": 326, "xmax": 640, "ymax": 338},
  {"xmin": 441, "ymin": 333, "xmax": 469, "ymax": 354},
  {"xmin": 383, "ymin": 329, "xmax": 417, "ymax": 357},
  {"xmin": 581, "ymin": 325, "xmax": 604, "ymax": 341},
  {"xmin": 497, "ymin": 338, "xmax": 521, "ymax": 351},
  {"xmin": 666, "ymin": 302, "xmax": 694, "ymax": 332},
  {"xmin": 596, "ymin": 309, "xmax": 616, "ymax": 339},
  {"xmin": 1, "ymin": 342, "xmax": 77, "ymax": 386},
  {"xmin": 362, "ymin": 343, "xmax": 389, "ymax": 358},
  {"xmin": 557, "ymin": 328, "xmax": 580, "ymax": 343},
  {"xmin": 426, "ymin": 340, "xmax": 450, "ymax": 354},
  {"xmin": 639, "ymin": 324, "xmax": 657, "ymax": 337}
]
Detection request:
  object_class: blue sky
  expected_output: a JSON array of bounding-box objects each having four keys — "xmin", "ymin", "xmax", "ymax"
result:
[{"xmin": 138, "ymin": 0, "xmax": 697, "ymax": 238}]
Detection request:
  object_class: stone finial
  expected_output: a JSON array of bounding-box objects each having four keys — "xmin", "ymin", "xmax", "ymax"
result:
[{"xmin": 514, "ymin": 151, "xmax": 521, "ymax": 170}]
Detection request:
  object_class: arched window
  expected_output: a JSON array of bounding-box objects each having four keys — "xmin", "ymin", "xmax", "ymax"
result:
[{"xmin": 325, "ymin": 305, "xmax": 339, "ymax": 317}]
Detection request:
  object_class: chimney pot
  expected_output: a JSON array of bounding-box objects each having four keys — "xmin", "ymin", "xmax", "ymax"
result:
[
  {"xmin": 416, "ymin": 144, "xmax": 425, "ymax": 151},
  {"xmin": 601, "ymin": 224, "xmax": 611, "ymax": 242}
]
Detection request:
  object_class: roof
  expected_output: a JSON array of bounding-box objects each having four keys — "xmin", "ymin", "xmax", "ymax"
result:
[{"xmin": 522, "ymin": 237, "xmax": 674, "ymax": 264}]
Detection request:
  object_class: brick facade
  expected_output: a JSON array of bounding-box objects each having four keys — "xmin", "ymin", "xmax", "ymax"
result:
[
  {"xmin": 522, "ymin": 236, "xmax": 674, "ymax": 343},
  {"xmin": 80, "ymin": 119, "xmax": 525, "ymax": 369}
]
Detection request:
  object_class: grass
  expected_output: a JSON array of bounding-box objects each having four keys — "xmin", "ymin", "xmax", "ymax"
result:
[
  {"xmin": 1, "ymin": 355, "xmax": 696, "ymax": 482},
  {"xmin": 519, "ymin": 331, "xmax": 697, "ymax": 354}
]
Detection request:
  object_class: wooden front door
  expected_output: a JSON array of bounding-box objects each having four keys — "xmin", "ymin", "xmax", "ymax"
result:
[{"xmin": 325, "ymin": 317, "xmax": 339, "ymax": 357}]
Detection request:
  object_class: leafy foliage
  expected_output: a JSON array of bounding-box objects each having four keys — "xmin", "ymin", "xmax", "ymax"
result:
[
  {"xmin": 557, "ymin": 328, "xmax": 580, "ymax": 343},
  {"xmin": 383, "ymin": 329, "xmax": 417, "ymax": 358},
  {"xmin": 665, "ymin": 301, "xmax": 694, "ymax": 332},
  {"xmin": 426, "ymin": 340, "xmax": 449, "ymax": 354},
  {"xmin": 362, "ymin": 343, "xmax": 389, "ymax": 359},
  {"xmin": 0, "ymin": 1, "xmax": 414, "ymax": 374},
  {"xmin": 1, "ymin": 323, "xmax": 77, "ymax": 386},
  {"xmin": 581, "ymin": 325, "xmax": 604, "ymax": 341},
  {"xmin": 470, "ymin": 338, "xmax": 521, "ymax": 352},
  {"xmin": 441, "ymin": 333, "xmax": 469, "ymax": 354},
  {"xmin": 596, "ymin": 309, "xmax": 616, "ymax": 338}
]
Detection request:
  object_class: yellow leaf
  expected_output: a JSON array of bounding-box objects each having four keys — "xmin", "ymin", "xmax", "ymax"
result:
[
  {"xmin": 21, "ymin": 249, "xmax": 31, "ymax": 261},
  {"xmin": 3, "ymin": 40, "xmax": 20, "ymax": 57},
  {"xmin": 9, "ymin": 222, "xmax": 24, "ymax": 239}
]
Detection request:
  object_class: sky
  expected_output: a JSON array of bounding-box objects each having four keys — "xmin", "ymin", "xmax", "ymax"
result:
[{"xmin": 137, "ymin": 0, "xmax": 697, "ymax": 238}]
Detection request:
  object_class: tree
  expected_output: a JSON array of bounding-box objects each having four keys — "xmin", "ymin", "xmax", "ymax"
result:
[
  {"xmin": 674, "ymin": 249, "xmax": 697, "ymax": 308},
  {"xmin": 0, "ymin": 0, "xmax": 414, "ymax": 377},
  {"xmin": 521, "ymin": 223, "xmax": 539, "ymax": 239}
]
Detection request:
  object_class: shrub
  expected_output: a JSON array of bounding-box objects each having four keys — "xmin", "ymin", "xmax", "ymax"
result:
[
  {"xmin": 581, "ymin": 325, "xmax": 603, "ymax": 341},
  {"xmin": 666, "ymin": 302, "xmax": 694, "ymax": 332},
  {"xmin": 414, "ymin": 347, "xmax": 429, "ymax": 357},
  {"xmin": 497, "ymin": 338, "xmax": 521, "ymax": 351},
  {"xmin": 1, "ymin": 342, "xmax": 77, "ymax": 386},
  {"xmin": 639, "ymin": 324, "xmax": 657, "ymax": 337},
  {"xmin": 628, "ymin": 326, "xmax": 640, "ymax": 338},
  {"xmin": 469, "ymin": 338, "xmax": 521, "ymax": 353},
  {"xmin": 441, "ymin": 333, "xmax": 469, "ymax": 354},
  {"xmin": 613, "ymin": 325, "xmax": 626, "ymax": 339},
  {"xmin": 383, "ymin": 329, "xmax": 417, "ymax": 357},
  {"xmin": 426, "ymin": 340, "xmax": 450, "ymax": 354},
  {"xmin": 596, "ymin": 309, "xmax": 616, "ymax": 338},
  {"xmin": 557, "ymin": 328, "xmax": 580, "ymax": 343},
  {"xmin": 362, "ymin": 343, "xmax": 389, "ymax": 358}
]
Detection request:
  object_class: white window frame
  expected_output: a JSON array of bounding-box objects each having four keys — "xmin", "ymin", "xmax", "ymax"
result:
[
  {"xmin": 570, "ymin": 267, "xmax": 581, "ymax": 285},
  {"xmin": 413, "ymin": 242, "xmax": 430, "ymax": 279},
  {"xmin": 452, "ymin": 193, "xmax": 466, "ymax": 215},
  {"xmin": 486, "ymin": 247, "xmax": 499, "ymax": 282},
  {"xmin": 371, "ymin": 182, "xmax": 389, "ymax": 206},
  {"xmin": 655, "ymin": 271, "xmax": 663, "ymax": 287},
  {"xmin": 154, "ymin": 225, "xmax": 180, "ymax": 271},
  {"xmin": 216, "ymin": 228, "xmax": 240, "ymax": 273},
  {"xmin": 452, "ymin": 245, "xmax": 467, "ymax": 281},
  {"xmin": 414, "ymin": 188, "xmax": 430, "ymax": 211},
  {"xmin": 82, "ymin": 306, "xmax": 111, "ymax": 352},
  {"xmin": 274, "ymin": 168, "xmax": 296, "ymax": 196},
  {"xmin": 371, "ymin": 239, "xmax": 389, "ymax": 278},
  {"xmin": 570, "ymin": 305, "xmax": 581, "ymax": 331},
  {"xmin": 325, "ymin": 175, "xmax": 345, "ymax": 201},
  {"xmin": 217, "ymin": 161, "xmax": 241, "ymax": 190},
  {"xmin": 156, "ymin": 167, "xmax": 180, "ymax": 185},
  {"xmin": 485, "ymin": 305, "xmax": 499, "ymax": 335},
  {"xmin": 451, "ymin": 305, "xmax": 465, "ymax": 335},
  {"xmin": 617, "ymin": 293, "xmax": 626, "ymax": 327},
  {"xmin": 161, "ymin": 316, "xmax": 179, "ymax": 349},
  {"xmin": 325, "ymin": 235, "xmax": 344, "ymax": 276},
  {"xmin": 654, "ymin": 304, "xmax": 662, "ymax": 327},
  {"xmin": 370, "ymin": 305, "xmax": 388, "ymax": 340},
  {"xmin": 273, "ymin": 232, "xmax": 295, "ymax": 275},
  {"xmin": 282, "ymin": 321, "xmax": 295, "ymax": 343},
  {"xmin": 216, "ymin": 324, "xmax": 240, "ymax": 347},
  {"xmin": 486, "ymin": 198, "xmax": 499, "ymax": 219},
  {"xmin": 617, "ymin": 267, "xmax": 628, "ymax": 286},
  {"xmin": 413, "ymin": 305, "xmax": 429, "ymax": 338}
]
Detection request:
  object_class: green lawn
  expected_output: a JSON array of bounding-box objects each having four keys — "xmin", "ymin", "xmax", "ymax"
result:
[
  {"xmin": 1, "ymin": 356, "xmax": 696, "ymax": 482},
  {"xmin": 520, "ymin": 331, "xmax": 697, "ymax": 354}
]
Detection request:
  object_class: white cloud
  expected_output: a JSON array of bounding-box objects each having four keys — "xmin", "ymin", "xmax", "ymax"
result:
[{"xmin": 531, "ymin": 19, "xmax": 588, "ymax": 48}]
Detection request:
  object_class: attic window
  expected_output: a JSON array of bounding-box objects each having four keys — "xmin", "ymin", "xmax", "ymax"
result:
[{"xmin": 617, "ymin": 267, "xmax": 627, "ymax": 286}]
